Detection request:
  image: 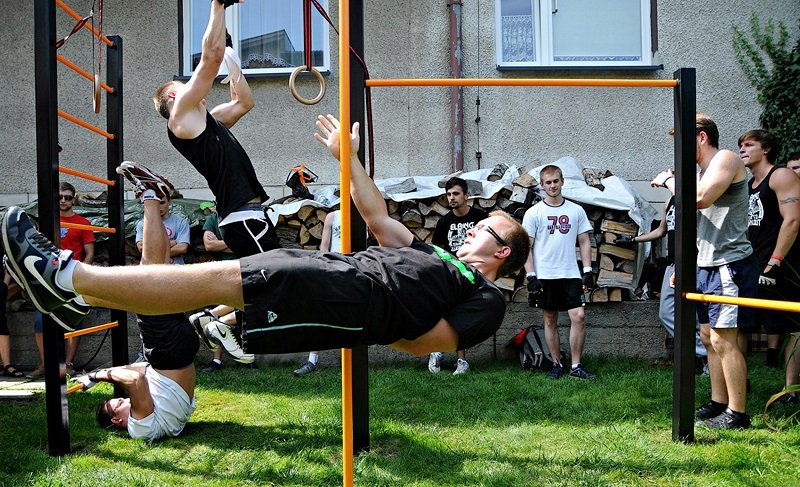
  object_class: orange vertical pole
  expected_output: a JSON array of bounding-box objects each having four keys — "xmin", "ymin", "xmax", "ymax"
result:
[{"xmin": 339, "ymin": 1, "xmax": 354, "ymax": 486}]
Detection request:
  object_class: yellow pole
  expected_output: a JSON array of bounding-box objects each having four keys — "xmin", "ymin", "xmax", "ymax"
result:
[
  {"xmin": 366, "ymin": 77, "xmax": 678, "ymax": 88},
  {"xmin": 339, "ymin": 1, "xmax": 354, "ymax": 486},
  {"xmin": 684, "ymin": 292, "xmax": 800, "ymax": 313}
]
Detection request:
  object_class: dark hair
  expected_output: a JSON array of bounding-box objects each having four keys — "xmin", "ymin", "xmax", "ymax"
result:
[
  {"xmin": 445, "ymin": 177, "xmax": 469, "ymax": 194},
  {"xmin": 695, "ymin": 113, "xmax": 720, "ymax": 149},
  {"xmin": 490, "ymin": 210, "xmax": 531, "ymax": 277},
  {"xmin": 787, "ymin": 152, "xmax": 800, "ymax": 163},
  {"xmin": 95, "ymin": 400, "xmax": 114, "ymax": 429},
  {"xmin": 738, "ymin": 129, "xmax": 781, "ymax": 163},
  {"xmin": 59, "ymin": 181, "xmax": 76, "ymax": 196}
]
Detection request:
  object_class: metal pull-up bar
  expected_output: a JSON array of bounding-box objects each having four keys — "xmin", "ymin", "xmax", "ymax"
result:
[
  {"xmin": 366, "ymin": 78, "xmax": 679, "ymax": 88},
  {"xmin": 685, "ymin": 292, "xmax": 800, "ymax": 314},
  {"xmin": 58, "ymin": 166, "xmax": 116, "ymax": 186},
  {"xmin": 64, "ymin": 321, "xmax": 119, "ymax": 340},
  {"xmin": 57, "ymin": 109, "xmax": 115, "ymax": 139}
]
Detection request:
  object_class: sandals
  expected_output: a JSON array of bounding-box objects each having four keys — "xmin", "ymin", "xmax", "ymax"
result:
[{"xmin": 2, "ymin": 364, "xmax": 24, "ymax": 378}]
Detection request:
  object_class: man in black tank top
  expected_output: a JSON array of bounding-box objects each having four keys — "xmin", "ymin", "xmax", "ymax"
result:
[
  {"xmin": 151, "ymin": 0, "xmax": 278, "ymax": 258},
  {"xmin": 740, "ymin": 130, "xmax": 800, "ymax": 404}
]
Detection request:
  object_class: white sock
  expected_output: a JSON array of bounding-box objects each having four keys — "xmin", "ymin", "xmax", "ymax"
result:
[
  {"xmin": 140, "ymin": 189, "xmax": 158, "ymax": 202},
  {"xmin": 308, "ymin": 352, "xmax": 319, "ymax": 365},
  {"xmin": 54, "ymin": 257, "xmax": 78, "ymax": 292},
  {"xmin": 211, "ymin": 358, "xmax": 222, "ymax": 365},
  {"xmin": 73, "ymin": 295, "xmax": 88, "ymax": 306}
]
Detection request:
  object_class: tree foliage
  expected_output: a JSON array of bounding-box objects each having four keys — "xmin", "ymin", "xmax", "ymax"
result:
[{"xmin": 733, "ymin": 14, "xmax": 800, "ymax": 164}]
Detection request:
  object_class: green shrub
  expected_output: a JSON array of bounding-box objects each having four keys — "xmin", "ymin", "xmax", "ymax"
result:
[{"xmin": 733, "ymin": 14, "xmax": 800, "ymax": 164}]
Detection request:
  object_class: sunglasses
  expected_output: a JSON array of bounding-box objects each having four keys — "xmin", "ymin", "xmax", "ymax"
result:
[
  {"xmin": 59, "ymin": 194, "xmax": 74, "ymax": 202},
  {"xmin": 475, "ymin": 223, "xmax": 508, "ymax": 247}
]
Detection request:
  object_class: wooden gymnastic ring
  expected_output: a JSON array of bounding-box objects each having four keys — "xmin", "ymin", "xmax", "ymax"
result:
[
  {"xmin": 93, "ymin": 73, "xmax": 101, "ymax": 113},
  {"xmin": 289, "ymin": 65, "xmax": 325, "ymax": 105}
]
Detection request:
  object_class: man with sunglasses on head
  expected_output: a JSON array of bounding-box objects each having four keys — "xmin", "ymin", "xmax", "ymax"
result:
[
  {"xmin": 522, "ymin": 164, "xmax": 596, "ymax": 380},
  {"xmin": 3, "ymin": 115, "xmax": 531, "ymax": 370}
]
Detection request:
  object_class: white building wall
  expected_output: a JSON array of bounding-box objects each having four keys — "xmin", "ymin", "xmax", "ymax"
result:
[{"xmin": 0, "ymin": 1, "xmax": 798, "ymax": 207}]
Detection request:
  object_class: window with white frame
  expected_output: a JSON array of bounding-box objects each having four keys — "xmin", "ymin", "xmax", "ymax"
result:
[
  {"xmin": 181, "ymin": 1, "xmax": 330, "ymax": 77},
  {"xmin": 495, "ymin": 0, "xmax": 656, "ymax": 68}
]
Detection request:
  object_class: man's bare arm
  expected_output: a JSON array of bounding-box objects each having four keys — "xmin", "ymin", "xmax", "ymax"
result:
[
  {"xmin": 169, "ymin": 1, "xmax": 226, "ymax": 136},
  {"xmin": 769, "ymin": 167, "xmax": 800, "ymax": 268},
  {"xmin": 94, "ymin": 365, "xmax": 154, "ymax": 420},
  {"xmin": 697, "ymin": 150, "xmax": 742, "ymax": 209},
  {"xmin": 314, "ymin": 114, "xmax": 413, "ymax": 248},
  {"xmin": 209, "ymin": 65, "xmax": 255, "ymax": 128}
]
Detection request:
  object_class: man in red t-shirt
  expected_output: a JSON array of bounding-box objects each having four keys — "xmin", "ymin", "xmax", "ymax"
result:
[{"xmin": 30, "ymin": 182, "xmax": 96, "ymax": 378}]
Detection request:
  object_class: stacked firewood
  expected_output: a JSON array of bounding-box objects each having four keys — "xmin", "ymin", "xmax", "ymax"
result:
[{"xmin": 274, "ymin": 162, "xmax": 641, "ymax": 302}]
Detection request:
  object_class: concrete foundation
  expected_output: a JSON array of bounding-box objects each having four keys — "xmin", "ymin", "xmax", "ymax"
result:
[{"xmin": 4, "ymin": 301, "xmax": 666, "ymax": 372}]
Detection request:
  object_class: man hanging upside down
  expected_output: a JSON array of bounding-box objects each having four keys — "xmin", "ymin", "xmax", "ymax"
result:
[{"xmin": 2, "ymin": 115, "xmax": 530, "ymax": 368}]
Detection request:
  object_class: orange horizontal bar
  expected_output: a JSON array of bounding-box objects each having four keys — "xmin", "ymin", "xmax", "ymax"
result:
[
  {"xmin": 57, "ymin": 54, "xmax": 114, "ymax": 94},
  {"xmin": 59, "ymin": 166, "xmax": 116, "ymax": 186},
  {"xmin": 67, "ymin": 383, "xmax": 83, "ymax": 394},
  {"xmin": 366, "ymin": 78, "xmax": 678, "ymax": 88},
  {"xmin": 55, "ymin": 0, "xmax": 113, "ymax": 47},
  {"xmin": 57, "ymin": 109, "xmax": 115, "ymax": 140},
  {"xmin": 684, "ymin": 293, "xmax": 800, "ymax": 314},
  {"xmin": 61, "ymin": 222, "xmax": 116, "ymax": 234},
  {"xmin": 64, "ymin": 321, "xmax": 118, "ymax": 339}
]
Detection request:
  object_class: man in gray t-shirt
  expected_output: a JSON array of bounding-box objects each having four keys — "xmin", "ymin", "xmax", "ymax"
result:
[{"xmin": 657, "ymin": 114, "xmax": 758, "ymax": 430}]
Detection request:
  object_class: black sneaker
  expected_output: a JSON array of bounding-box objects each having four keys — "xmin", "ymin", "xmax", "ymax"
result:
[
  {"xmin": 547, "ymin": 363, "xmax": 564, "ymax": 379},
  {"xmin": 293, "ymin": 361, "xmax": 318, "ymax": 377},
  {"xmin": 695, "ymin": 408, "xmax": 750, "ymax": 429},
  {"xmin": 568, "ymin": 364, "xmax": 597, "ymax": 380},
  {"xmin": 201, "ymin": 360, "xmax": 223, "ymax": 373},
  {"xmin": 776, "ymin": 393, "xmax": 798, "ymax": 406},
  {"xmin": 188, "ymin": 309, "xmax": 220, "ymax": 351},
  {"xmin": 695, "ymin": 400, "xmax": 727, "ymax": 420},
  {"xmin": 5, "ymin": 256, "xmax": 89, "ymax": 331},
  {"xmin": 116, "ymin": 161, "xmax": 174, "ymax": 200},
  {"xmin": 1, "ymin": 207, "xmax": 80, "ymax": 313}
]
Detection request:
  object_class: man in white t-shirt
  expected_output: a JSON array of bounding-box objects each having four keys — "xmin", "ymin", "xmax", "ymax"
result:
[
  {"xmin": 522, "ymin": 164, "xmax": 596, "ymax": 380},
  {"xmin": 74, "ymin": 163, "xmax": 198, "ymax": 441}
]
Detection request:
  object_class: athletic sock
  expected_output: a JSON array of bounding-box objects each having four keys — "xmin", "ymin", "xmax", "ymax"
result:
[
  {"xmin": 54, "ymin": 258, "xmax": 78, "ymax": 292},
  {"xmin": 571, "ymin": 363, "xmax": 581, "ymax": 370},
  {"xmin": 211, "ymin": 358, "xmax": 222, "ymax": 366},
  {"xmin": 308, "ymin": 352, "xmax": 319, "ymax": 365},
  {"xmin": 140, "ymin": 189, "xmax": 158, "ymax": 202}
]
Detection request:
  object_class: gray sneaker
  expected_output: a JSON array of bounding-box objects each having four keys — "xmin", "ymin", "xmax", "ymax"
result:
[
  {"xmin": 204, "ymin": 321, "xmax": 254, "ymax": 364},
  {"xmin": 189, "ymin": 309, "xmax": 220, "ymax": 351},
  {"xmin": 2, "ymin": 207, "xmax": 80, "ymax": 315},
  {"xmin": 293, "ymin": 361, "xmax": 318, "ymax": 377},
  {"xmin": 428, "ymin": 352, "xmax": 443, "ymax": 373},
  {"xmin": 453, "ymin": 358, "xmax": 470, "ymax": 375},
  {"xmin": 568, "ymin": 364, "xmax": 597, "ymax": 380}
]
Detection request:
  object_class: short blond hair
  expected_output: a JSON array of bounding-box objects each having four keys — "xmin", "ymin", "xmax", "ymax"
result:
[{"xmin": 153, "ymin": 81, "xmax": 181, "ymax": 120}]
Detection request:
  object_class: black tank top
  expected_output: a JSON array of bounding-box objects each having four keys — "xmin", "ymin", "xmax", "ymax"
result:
[
  {"xmin": 748, "ymin": 166, "xmax": 784, "ymax": 268},
  {"xmin": 168, "ymin": 112, "xmax": 267, "ymax": 219}
]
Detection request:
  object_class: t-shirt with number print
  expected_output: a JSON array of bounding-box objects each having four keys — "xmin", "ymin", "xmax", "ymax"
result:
[{"xmin": 522, "ymin": 199, "xmax": 592, "ymax": 279}]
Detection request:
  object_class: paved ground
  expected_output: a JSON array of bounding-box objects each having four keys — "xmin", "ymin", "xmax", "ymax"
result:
[{"xmin": 0, "ymin": 376, "xmax": 46, "ymax": 401}]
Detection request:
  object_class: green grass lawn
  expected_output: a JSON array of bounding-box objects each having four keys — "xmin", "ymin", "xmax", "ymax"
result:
[{"xmin": 1, "ymin": 356, "xmax": 798, "ymax": 486}]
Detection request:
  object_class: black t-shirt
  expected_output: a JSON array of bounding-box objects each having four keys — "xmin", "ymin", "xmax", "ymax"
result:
[
  {"xmin": 347, "ymin": 241, "xmax": 505, "ymax": 349},
  {"xmin": 664, "ymin": 196, "xmax": 675, "ymax": 264},
  {"xmin": 431, "ymin": 206, "xmax": 489, "ymax": 254},
  {"xmin": 168, "ymin": 112, "xmax": 268, "ymax": 219}
]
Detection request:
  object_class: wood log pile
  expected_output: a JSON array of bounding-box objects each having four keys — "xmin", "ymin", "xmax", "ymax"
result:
[{"xmin": 273, "ymin": 162, "xmax": 643, "ymax": 304}]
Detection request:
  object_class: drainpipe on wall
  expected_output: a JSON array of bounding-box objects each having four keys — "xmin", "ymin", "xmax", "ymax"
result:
[{"xmin": 448, "ymin": 0, "xmax": 464, "ymax": 173}]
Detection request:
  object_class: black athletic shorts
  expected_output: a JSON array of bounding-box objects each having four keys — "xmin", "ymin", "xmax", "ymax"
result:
[
  {"xmin": 240, "ymin": 249, "xmax": 375, "ymax": 354},
  {"xmin": 138, "ymin": 313, "xmax": 199, "ymax": 370},
  {"xmin": 757, "ymin": 260, "xmax": 800, "ymax": 334},
  {"xmin": 538, "ymin": 278, "xmax": 585, "ymax": 311},
  {"xmin": 219, "ymin": 215, "xmax": 280, "ymax": 257}
]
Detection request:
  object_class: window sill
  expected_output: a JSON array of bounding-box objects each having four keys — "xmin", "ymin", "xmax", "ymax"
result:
[
  {"xmin": 496, "ymin": 64, "xmax": 664, "ymax": 72},
  {"xmin": 172, "ymin": 70, "xmax": 332, "ymax": 82}
]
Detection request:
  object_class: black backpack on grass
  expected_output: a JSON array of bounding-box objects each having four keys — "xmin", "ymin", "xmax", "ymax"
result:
[{"xmin": 508, "ymin": 326, "xmax": 566, "ymax": 372}]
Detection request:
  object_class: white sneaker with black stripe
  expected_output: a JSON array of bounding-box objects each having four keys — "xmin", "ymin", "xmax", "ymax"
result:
[{"xmin": 204, "ymin": 321, "xmax": 254, "ymax": 364}]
